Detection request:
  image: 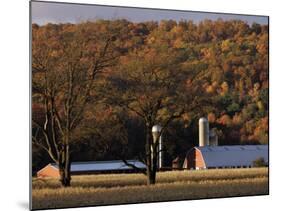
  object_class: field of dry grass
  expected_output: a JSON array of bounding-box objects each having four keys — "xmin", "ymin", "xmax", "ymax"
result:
[{"xmin": 32, "ymin": 168, "xmax": 269, "ymax": 210}]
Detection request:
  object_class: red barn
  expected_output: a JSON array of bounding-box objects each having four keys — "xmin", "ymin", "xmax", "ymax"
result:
[
  {"xmin": 183, "ymin": 145, "xmax": 268, "ymax": 170},
  {"xmin": 37, "ymin": 164, "xmax": 60, "ymax": 178}
]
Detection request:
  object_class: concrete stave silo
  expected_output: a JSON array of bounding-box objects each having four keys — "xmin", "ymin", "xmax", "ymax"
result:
[
  {"xmin": 152, "ymin": 125, "xmax": 164, "ymax": 169},
  {"xmin": 209, "ymin": 128, "xmax": 218, "ymax": 146},
  {"xmin": 199, "ymin": 117, "xmax": 209, "ymax": 147}
]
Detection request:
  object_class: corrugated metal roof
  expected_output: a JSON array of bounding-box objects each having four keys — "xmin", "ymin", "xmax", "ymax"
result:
[
  {"xmin": 195, "ymin": 145, "xmax": 268, "ymax": 168},
  {"xmin": 50, "ymin": 160, "xmax": 146, "ymax": 172}
]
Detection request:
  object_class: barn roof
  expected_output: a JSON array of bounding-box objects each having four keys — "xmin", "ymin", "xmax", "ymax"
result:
[
  {"xmin": 50, "ymin": 160, "xmax": 146, "ymax": 172},
  {"xmin": 195, "ymin": 145, "xmax": 268, "ymax": 168}
]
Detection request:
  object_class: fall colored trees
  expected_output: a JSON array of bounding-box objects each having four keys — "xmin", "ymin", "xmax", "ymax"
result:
[
  {"xmin": 32, "ymin": 22, "xmax": 120, "ymax": 186},
  {"xmin": 32, "ymin": 19, "xmax": 268, "ymax": 185},
  {"xmin": 105, "ymin": 43, "xmax": 195, "ymax": 184}
]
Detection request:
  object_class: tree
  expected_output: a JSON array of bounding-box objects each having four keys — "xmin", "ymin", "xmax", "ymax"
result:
[
  {"xmin": 253, "ymin": 157, "xmax": 267, "ymax": 167},
  {"xmin": 32, "ymin": 23, "xmax": 119, "ymax": 186},
  {"xmin": 31, "ymin": 19, "xmax": 269, "ymax": 178},
  {"xmin": 105, "ymin": 44, "xmax": 200, "ymax": 185}
]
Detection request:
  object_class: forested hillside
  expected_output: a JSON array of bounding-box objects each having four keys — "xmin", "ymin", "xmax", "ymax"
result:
[{"xmin": 32, "ymin": 19, "xmax": 268, "ymax": 172}]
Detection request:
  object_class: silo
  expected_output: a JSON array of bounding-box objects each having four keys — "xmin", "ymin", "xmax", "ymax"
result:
[
  {"xmin": 199, "ymin": 117, "xmax": 209, "ymax": 146},
  {"xmin": 209, "ymin": 128, "xmax": 218, "ymax": 146},
  {"xmin": 158, "ymin": 135, "xmax": 164, "ymax": 169},
  {"xmin": 152, "ymin": 125, "xmax": 164, "ymax": 169}
]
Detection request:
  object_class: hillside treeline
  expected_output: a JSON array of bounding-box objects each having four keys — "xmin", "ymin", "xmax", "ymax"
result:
[{"xmin": 32, "ymin": 19, "xmax": 268, "ymax": 172}]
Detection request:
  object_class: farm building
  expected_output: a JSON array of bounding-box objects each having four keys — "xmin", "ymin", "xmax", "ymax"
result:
[
  {"xmin": 37, "ymin": 160, "xmax": 146, "ymax": 178},
  {"xmin": 183, "ymin": 145, "xmax": 268, "ymax": 170}
]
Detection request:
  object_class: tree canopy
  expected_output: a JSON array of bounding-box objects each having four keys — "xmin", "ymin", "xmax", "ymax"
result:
[{"xmin": 32, "ymin": 19, "xmax": 268, "ymax": 178}]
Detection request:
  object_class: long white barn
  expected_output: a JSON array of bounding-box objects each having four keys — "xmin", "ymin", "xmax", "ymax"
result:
[{"xmin": 37, "ymin": 160, "xmax": 146, "ymax": 178}]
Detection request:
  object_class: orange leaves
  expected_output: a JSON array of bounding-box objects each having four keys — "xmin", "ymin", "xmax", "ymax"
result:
[
  {"xmin": 232, "ymin": 113, "xmax": 242, "ymax": 125},
  {"xmin": 247, "ymin": 117, "xmax": 269, "ymax": 143},
  {"xmin": 217, "ymin": 114, "xmax": 232, "ymax": 126},
  {"xmin": 256, "ymin": 34, "xmax": 268, "ymax": 55},
  {"xmin": 238, "ymin": 117, "xmax": 268, "ymax": 144},
  {"xmin": 182, "ymin": 113, "xmax": 190, "ymax": 121},
  {"xmin": 173, "ymin": 38, "xmax": 185, "ymax": 49},
  {"xmin": 256, "ymin": 43, "xmax": 268, "ymax": 55},
  {"xmin": 205, "ymin": 81, "xmax": 219, "ymax": 94},
  {"xmin": 222, "ymin": 62, "xmax": 231, "ymax": 72},
  {"xmin": 206, "ymin": 84, "xmax": 216, "ymax": 94},
  {"xmin": 208, "ymin": 113, "xmax": 216, "ymax": 123},
  {"xmin": 171, "ymin": 25, "xmax": 184, "ymax": 34},
  {"xmin": 147, "ymin": 36, "xmax": 156, "ymax": 45},
  {"xmin": 32, "ymin": 19, "xmax": 268, "ymax": 148},
  {"xmin": 200, "ymin": 48, "xmax": 212, "ymax": 59},
  {"xmin": 254, "ymin": 117, "xmax": 268, "ymax": 135}
]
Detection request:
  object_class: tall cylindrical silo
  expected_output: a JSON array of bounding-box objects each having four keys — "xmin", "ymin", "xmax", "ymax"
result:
[
  {"xmin": 209, "ymin": 128, "xmax": 218, "ymax": 146},
  {"xmin": 199, "ymin": 117, "xmax": 209, "ymax": 146},
  {"xmin": 159, "ymin": 135, "xmax": 164, "ymax": 169},
  {"xmin": 152, "ymin": 125, "xmax": 163, "ymax": 169}
]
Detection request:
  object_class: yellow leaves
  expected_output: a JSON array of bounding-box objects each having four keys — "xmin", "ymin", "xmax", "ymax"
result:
[
  {"xmin": 244, "ymin": 120, "xmax": 255, "ymax": 134},
  {"xmin": 49, "ymin": 50, "xmax": 60, "ymax": 58},
  {"xmin": 254, "ymin": 82, "xmax": 260, "ymax": 91},
  {"xmin": 257, "ymin": 101, "xmax": 264, "ymax": 111},
  {"xmin": 182, "ymin": 113, "xmax": 189, "ymax": 121},
  {"xmin": 200, "ymin": 48, "xmax": 211, "ymax": 59},
  {"xmin": 205, "ymin": 81, "xmax": 219, "ymax": 94},
  {"xmin": 256, "ymin": 34, "xmax": 268, "ymax": 55},
  {"xmin": 221, "ymin": 39, "xmax": 232, "ymax": 52},
  {"xmin": 220, "ymin": 81, "xmax": 229, "ymax": 95},
  {"xmin": 206, "ymin": 85, "xmax": 215, "ymax": 94},
  {"xmin": 173, "ymin": 38, "xmax": 185, "ymax": 49},
  {"xmin": 157, "ymin": 107, "xmax": 170, "ymax": 121},
  {"xmin": 171, "ymin": 25, "xmax": 184, "ymax": 34},
  {"xmin": 181, "ymin": 113, "xmax": 191, "ymax": 128},
  {"xmin": 212, "ymin": 81, "xmax": 218, "ymax": 88},
  {"xmin": 248, "ymin": 82, "xmax": 260, "ymax": 101},
  {"xmin": 147, "ymin": 36, "xmax": 155, "ymax": 44},
  {"xmin": 252, "ymin": 117, "xmax": 268, "ymax": 143},
  {"xmin": 221, "ymin": 81, "xmax": 229, "ymax": 92}
]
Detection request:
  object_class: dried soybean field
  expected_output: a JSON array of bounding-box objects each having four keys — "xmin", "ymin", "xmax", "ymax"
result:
[{"xmin": 32, "ymin": 168, "xmax": 269, "ymax": 209}]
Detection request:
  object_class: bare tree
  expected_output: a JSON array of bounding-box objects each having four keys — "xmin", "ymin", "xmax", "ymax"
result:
[{"xmin": 32, "ymin": 23, "xmax": 118, "ymax": 186}]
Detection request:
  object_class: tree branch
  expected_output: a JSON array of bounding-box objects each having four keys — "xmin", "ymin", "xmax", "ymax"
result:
[{"xmin": 121, "ymin": 159, "xmax": 147, "ymax": 175}]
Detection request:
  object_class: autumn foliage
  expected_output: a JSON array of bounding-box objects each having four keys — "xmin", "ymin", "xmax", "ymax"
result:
[{"xmin": 32, "ymin": 19, "xmax": 268, "ymax": 174}]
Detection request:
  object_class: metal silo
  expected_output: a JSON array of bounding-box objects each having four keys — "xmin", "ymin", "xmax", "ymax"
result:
[
  {"xmin": 209, "ymin": 128, "xmax": 218, "ymax": 146},
  {"xmin": 199, "ymin": 117, "xmax": 209, "ymax": 146},
  {"xmin": 152, "ymin": 125, "xmax": 163, "ymax": 169}
]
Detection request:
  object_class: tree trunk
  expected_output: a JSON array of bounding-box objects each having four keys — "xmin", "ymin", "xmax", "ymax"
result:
[
  {"xmin": 59, "ymin": 144, "xmax": 71, "ymax": 187},
  {"xmin": 59, "ymin": 166, "xmax": 71, "ymax": 187},
  {"xmin": 146, "ymin": 129, "xmax": 152, "ymax": 185},
  {"xmin": 148, "ymin": 170, "xmax": 156, "ymax": 185},
  {"xmin": 145, "ymin": 124, "xmax": 157, "ymax": 185},
  {"xmin": 150, "ymin": 143, "xmax": 158, "ymax": 185}
]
